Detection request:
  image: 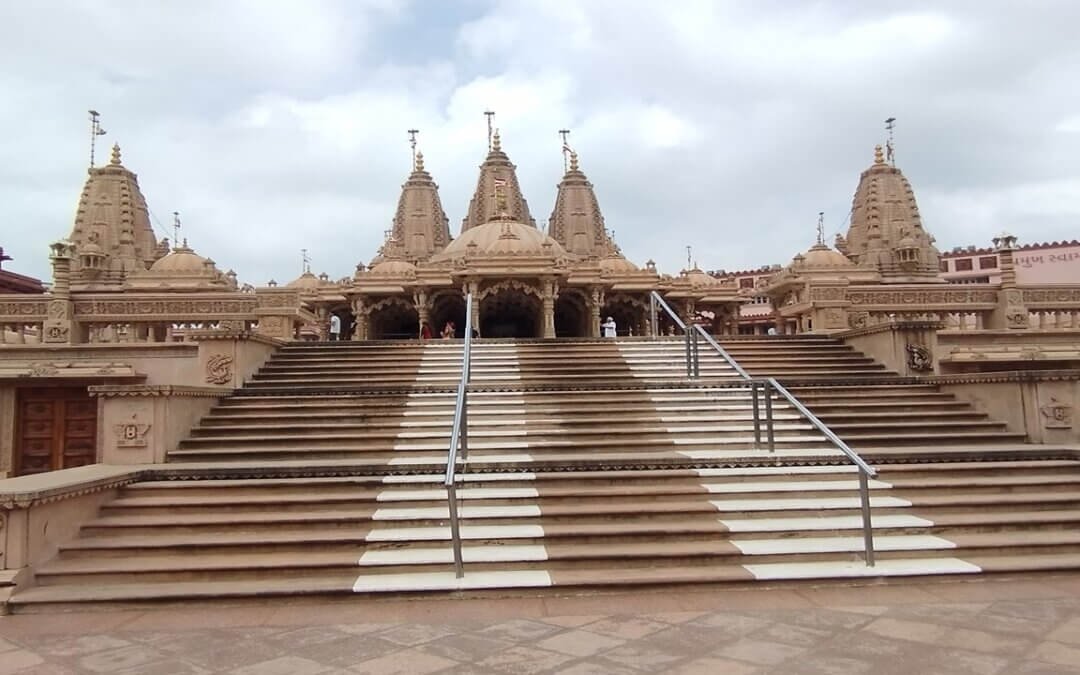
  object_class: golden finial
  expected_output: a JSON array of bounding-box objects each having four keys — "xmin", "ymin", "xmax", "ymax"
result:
[
  {"xmin": 873, "ymin": 144, "xmax": 885, "ymax": 165},
  {"xmin": 569, "ymin": 151, "xmax": 579, "ymax": 172},
  {"xmin": 110, "ymin": 143, "xmax": 122, "ymax": 165},
  {"xmin": 492, "ymin": 129, "xmax": 501, "ymax": 152},
  {"xmin": 415, "ymin": 151, "xmax": 425, "ymax": 172}
]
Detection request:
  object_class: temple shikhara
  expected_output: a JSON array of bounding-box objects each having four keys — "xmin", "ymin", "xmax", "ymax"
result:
[{"xmin": 1, "ymin": 117, "xmax": 1079, "ymax": 611}]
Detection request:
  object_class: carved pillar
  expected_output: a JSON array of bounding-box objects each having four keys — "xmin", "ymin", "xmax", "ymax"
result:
[
  {"xmin": 466, "ymin": 280, "xmax": 480, "ymax": 331},
  {"xmin": 989, "ymin": 234, "xmax": 1028, "ymax": 329},
  {"xmin": 352, "ymin": 296, "xmax": 369, "ymax": 340},
  {"xmin": 682, "ymin": 299, "xmax": 696, "ymax": 330},
  {"xmin": 542, "ymin": 279, "xmax": 557, "ymax": 339},
  {"xmin": 413, "ymin": 288, "xmax": 430, "ymax": 335},
  {"xmin": 316, "ymin": 306, "xmax": 330, "ymax": 341},
  {"xmin": 44, "ymin": 241, "xmax": 76, "ymax": 344},
  {"xmin": 588, "ymin": 287, "xmax": 603, "ymax": 338}
]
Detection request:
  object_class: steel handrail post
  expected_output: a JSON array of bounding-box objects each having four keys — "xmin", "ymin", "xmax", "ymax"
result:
[
  {"xmin": 684, "ymin": 328, "xmax": 692, "ymax": 378},
  {"xmin": 649, "ymin": 293, "xmax": 658, "ymax": 337},
  {"xmin": 858, "ymin": 470, "xmax": 876, "ymax": 567},
  {"xmin": 691, "ymin": 324, "xmax": 752, "ymax": 381},
  {"xmin": 764, "ymin": 379, "xmax": 775, "ymax": 453},
  {"xmin": 766, "ymin": 377, "xmax": 877, "ymax": 565},
  {"xmin": 751, "ymin": 381, "xmax": 762, "ymax": 450},
  {"xmin": 446, "ymin": 483, "xmax": 464, "ymax": 578},
  {"xmin": 443, "ymin": 292, "xmax": 475, "ymax": 579}
]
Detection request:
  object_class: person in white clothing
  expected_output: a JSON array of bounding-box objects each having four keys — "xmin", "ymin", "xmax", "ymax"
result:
[
  {"xmin": 601, "ymin": 316, "xmax": 617, "ymax": 338},
  {"xmin": 329, "ymin": 314, "xmax": 341, "ymax": 341}
]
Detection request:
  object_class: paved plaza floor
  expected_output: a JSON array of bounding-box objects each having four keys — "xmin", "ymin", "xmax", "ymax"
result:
[{"xmin": 3, "ymin": 574, "xmax": 1080, "ymax": 674}]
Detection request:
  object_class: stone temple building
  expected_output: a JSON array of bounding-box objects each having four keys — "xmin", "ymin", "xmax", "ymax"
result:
[
  {"xmin": 281, "ymin": 130, "xmax": 744, "ymax": 341},
  {"xmin": 1, "ymin": 122, "xmax": 1080, "ymax": 610}
]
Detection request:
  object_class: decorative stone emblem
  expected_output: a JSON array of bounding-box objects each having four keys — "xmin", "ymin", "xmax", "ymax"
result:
[
  {"xmin": 1006, "ymin": 310, "xmax": 1030, "ymax": 329},
  {"xmin": 205, "ymin": 354, "xmax": 234, "ymax": 385},
  {"xmin": 1040, "ymin": 397, "xmax": 1073, "ymax": 429},
  {"xmin": 848, "ymin": 311, "xmax": 869, "ymax": 329},
  {"xmin": 906, "ymin": 344, "xmax": 933, "ymax": 372},
  {"xmin": 114, "ymin": 419, "xmax": 151, "ymax": 448},
  {"xmin": 27, "ymin": 362, "xmax": 60, "ymax": 377}
]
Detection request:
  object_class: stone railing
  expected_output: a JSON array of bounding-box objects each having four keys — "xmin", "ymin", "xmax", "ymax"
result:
[
  {"xmin": 1020, "ymin": 286, "xmax": 1080, "ymax": 329},
  {"xmin": 0, "ymin": 290, "xmax": 314, "ymax": 345},
  {"xmin": 0, "ymin": 298, "xmax": 47, "ymax": 345}
]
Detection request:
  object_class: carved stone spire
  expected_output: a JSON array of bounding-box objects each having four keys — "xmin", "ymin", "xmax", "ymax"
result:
[
  {"xmin": 842, "ymin": 145, "xmax": 942, "ymax": 283},
  {"xmin": 68, "ymin": 142, "xmax": 159, "ymax": 289},
  {"xmin": 378, "ymin": 150, "xmax": 451, "ymax": 263},
  {"xmin": 461, "ymin": 130, "xmax": 536, "ymax": 232},
  {"xmin": 548, "ymin": 150, "xmax": 612, "ymax": 258}
]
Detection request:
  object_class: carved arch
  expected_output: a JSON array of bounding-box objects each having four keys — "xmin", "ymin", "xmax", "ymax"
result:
[{"xmin": 478, "ymin": 279, "xmax": 542, "ymax": 301}]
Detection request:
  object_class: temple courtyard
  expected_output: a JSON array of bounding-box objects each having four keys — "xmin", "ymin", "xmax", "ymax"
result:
[{"xmin": 2, "ymin": 574, "xmax": 1080, "ymax": 674}]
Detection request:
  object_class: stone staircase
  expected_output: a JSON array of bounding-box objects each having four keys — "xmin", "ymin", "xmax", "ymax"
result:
[
  {"xmin": 8, "ymin": 336, "xmax": 1075, "ymax": 611},
  {"xmin": 721, "ymin": 336, "xmax": 1027, "ymax": 447}
]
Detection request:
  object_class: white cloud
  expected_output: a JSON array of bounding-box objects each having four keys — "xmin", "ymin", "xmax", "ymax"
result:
[{"xmin": 1, "ymin": 1, "xmax": 1079, "ymax": 285}]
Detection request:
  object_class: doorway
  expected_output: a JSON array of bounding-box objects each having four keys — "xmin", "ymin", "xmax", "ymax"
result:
[{"xmin": 14, "ymin": 387, "xmax": 98, "ymax": 476}]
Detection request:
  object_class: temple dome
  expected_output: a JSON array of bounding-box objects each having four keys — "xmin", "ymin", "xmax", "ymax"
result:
[
  {"xmin": 369, "ymin": 259, "xmax": 417, "ymax": 276},
  {"xmin": 433, "ymin": 219, "xmax": 567, "ymax": 260},
  {"xmin": 286, "ymin": 271, "xmax": 322, "ymax": 289},
  {"xmin": 150, "ymin": 242, "xmax": 208, "ymax": 273},
  {"xmin": 799, "ymin": 244, "xmax": 855, "ymax": 268},
  {"xmin": 683, "ymin": 268, "xmax": 719, "ymax": 287},
  {"xmin": 600, "ymin": 255, "xmax": 638, "ymax": 274}
]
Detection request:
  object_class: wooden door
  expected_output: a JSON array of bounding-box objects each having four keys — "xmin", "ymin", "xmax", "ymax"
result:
[{"xmin": 15, "ymin": 387, "xmax": 98, "ymax": 476}]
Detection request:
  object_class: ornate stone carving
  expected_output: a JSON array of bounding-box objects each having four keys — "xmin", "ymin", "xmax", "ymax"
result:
[
  {"xmin": 906, "ymin": 343, "xmax": 933, "ymax": 372},
  {"xmin": 0, "ymin": 300, "xmax": 48, "ymax": 318},
  {"xmin": 848, "ymin": 311, "xmax": 869, "ymax": 329},
  {"xmin": 1040, "ymin": 397, "xmax": 1072, "ymax": 429},
  {"xmin": 205, "ymin": 354, "xmax": 234, "ymax": 385},
  {"xmin": 847, "ymin": 289, "xmax": 997, "ymax": 306},
  {"xmin": 74, "ymin": 297, "xmax": 257, "ymax": 318},
  {"xmin": 823, "ymin": 308, "xmax": 846, "ymax": 329},
  {"xmin": 1006, "ymin": 309, "xmax": 1031, "ymax": 329},
  {"xmin": 114, "ymin": 419, "xmax": 151, "ymax": 448},
  {"xmin": 27, "ymin": 362, "xmax": 60, "ymax": 377},
  {"xmin": 809, "ymin": 287, "xmax": 845, "ymax": 301}
]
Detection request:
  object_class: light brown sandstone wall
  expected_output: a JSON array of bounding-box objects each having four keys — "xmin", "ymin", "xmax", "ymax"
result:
[{"xmin": 937, "ymin": 377, "xmax": 1080, "ymax": 445}]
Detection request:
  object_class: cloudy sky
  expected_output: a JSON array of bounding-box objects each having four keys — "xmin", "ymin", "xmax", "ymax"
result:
[{"xmin": 2, "ymin": 1, "xmax": 1078, "ymax": 285}]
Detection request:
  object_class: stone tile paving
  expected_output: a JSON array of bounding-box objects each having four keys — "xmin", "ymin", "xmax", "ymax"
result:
[{"xmin": 2, "ymin": 575, "xmax": 1080, "ymax": 674}]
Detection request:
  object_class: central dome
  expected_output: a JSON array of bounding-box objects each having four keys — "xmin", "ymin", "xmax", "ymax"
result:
[
  {"xmin": 433, "ymin": 219, "xmax": 567, "ymax": 261},
  {"xmin": 150, "ymin": 244, "xmax": 208, "ymax": 273},
  {"xmin": 799, "ymin": 244, "xmax": 855, "ymax": 268}
]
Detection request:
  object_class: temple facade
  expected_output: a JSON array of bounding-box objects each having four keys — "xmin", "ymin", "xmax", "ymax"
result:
[
  {"xmin": 1, "ymin": 128, "xmax": 1080, "ymax": 479},
  {"xmin": 281, "ymin": 131, "xmax": 743, "ymax": 341}
]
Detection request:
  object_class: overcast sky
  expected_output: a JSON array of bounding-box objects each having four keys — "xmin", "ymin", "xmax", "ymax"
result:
[{"xmin": 2, "ymin": 1, "xmax": 1078, "ymax": 285}]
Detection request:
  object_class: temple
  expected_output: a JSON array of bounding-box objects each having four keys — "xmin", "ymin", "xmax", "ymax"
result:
[{"xmin": 1, "ymin": 120, "xmax": 1080, "ymax": 610}]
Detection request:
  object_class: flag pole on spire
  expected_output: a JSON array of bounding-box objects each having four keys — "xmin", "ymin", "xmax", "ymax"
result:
[
  {"xmin": 408, "ymin": 129, "xmax": 419, "ymax": 169},
  {"xmin": 559, "ymin": 129, "xmax": 572, "ymax": 173},
  {"xmin": 885, "ymin": 117, "xmax": 896, "ymax": 166},
  {"xmin": 484, "ymin": 111, "xmax": 495, "ymax": 151},
  {"xmin": 88, "ymin": 110, "xmax": 106, "ymax": 168}
]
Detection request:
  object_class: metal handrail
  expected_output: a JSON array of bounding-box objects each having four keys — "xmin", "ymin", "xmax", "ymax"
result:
[
  {"xmin": 649, "ymin": 290, "xmax": 876, "ymax": 566},
  {"xmin": 649, "ymin": 291, "xmax": 696, "ymax": 378},
  {"xmin": 444, "ymin": 293, "xmax": 474, "ymax": 578},
  {"xmin": 766, "ymin": 378, "xmax": 877, "ymax": 566}
]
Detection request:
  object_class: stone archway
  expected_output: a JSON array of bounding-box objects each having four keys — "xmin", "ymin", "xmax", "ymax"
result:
[
  {"xmin": 368, "ymin": 298, "xmax": 419, "ymax": 340},
  {"xmin": 479, "ymin": 282, "xmax": 542, "ymax": 338},
  {"xmin": 555, "ymin": 290, "xmax": 589, "ymax": 338},
  {"xmin": 602, "ymin": 293, "xmax": 648, "ymax": 337},
  {"xmin": 429, "ymin": 291, "xmax": 466, "ymax": 339}
]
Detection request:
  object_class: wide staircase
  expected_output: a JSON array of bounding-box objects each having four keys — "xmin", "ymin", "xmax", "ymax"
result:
[{"xmin": 9, "ymin": 336, "xmax": 1078, "ymax": 611}]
